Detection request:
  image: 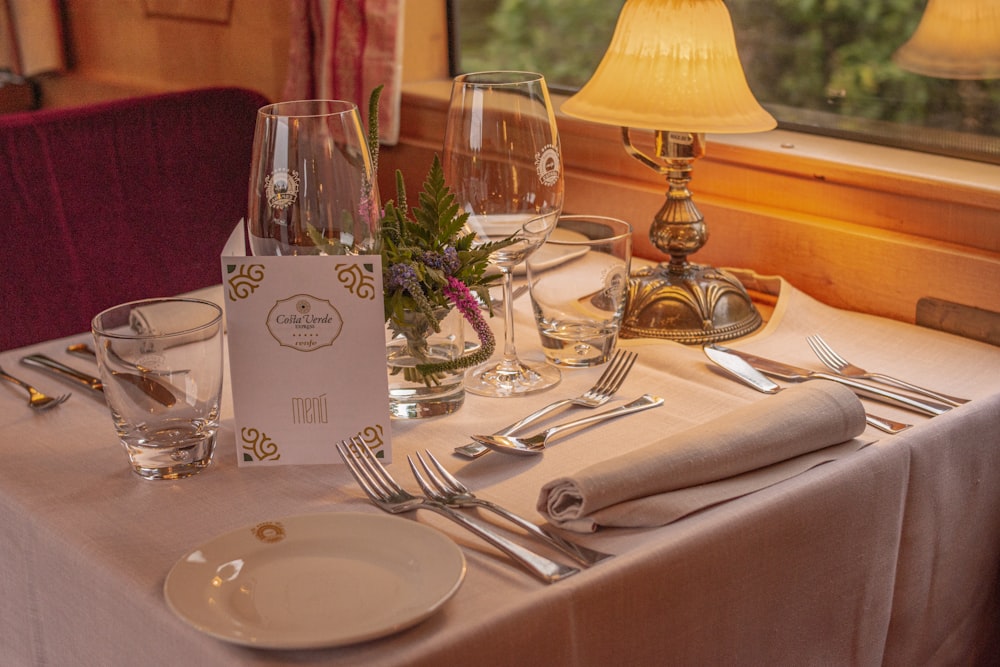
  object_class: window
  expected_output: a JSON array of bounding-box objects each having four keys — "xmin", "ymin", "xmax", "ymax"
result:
[{"xmin": 449, "ymin": 1, "xmax": 1000, "ymax": 165}]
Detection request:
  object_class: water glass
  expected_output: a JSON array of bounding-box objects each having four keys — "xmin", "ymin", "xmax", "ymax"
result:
[
  {"xmin": 91, "ymin": 298, "xmax": 224, "ymax": 480},
  {"xmin": 527, "ymin": 215, "xmax": 632, "ymax": 367}
]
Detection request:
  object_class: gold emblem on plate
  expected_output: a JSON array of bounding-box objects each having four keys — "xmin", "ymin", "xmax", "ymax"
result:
[{"xmin": 252, "ymin": 522, "xmax": 286, "ymax": 543}]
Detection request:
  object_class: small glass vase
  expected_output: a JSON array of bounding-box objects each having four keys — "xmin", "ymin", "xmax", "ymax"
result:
[{"xmin": 386, "ymin": 308, "xmax": 466, "ymax": 419}]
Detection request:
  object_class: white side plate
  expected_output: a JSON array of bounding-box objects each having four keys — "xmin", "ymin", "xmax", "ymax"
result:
[{"xmin": 164, "ymin": 512, "xmax": 466, "ymax": 649}]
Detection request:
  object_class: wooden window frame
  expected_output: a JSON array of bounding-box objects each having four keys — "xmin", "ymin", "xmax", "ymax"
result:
[{"xmin": 380, "ymin": 1, "xmax": 1000, "ymax": 329}]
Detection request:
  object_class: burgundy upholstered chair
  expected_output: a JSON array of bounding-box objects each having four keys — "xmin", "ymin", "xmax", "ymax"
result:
[{"xmin": 0, "ymin": 86, "xmax": 270, "ymax": 351}]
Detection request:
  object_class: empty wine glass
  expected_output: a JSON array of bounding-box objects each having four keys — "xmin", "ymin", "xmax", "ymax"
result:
[
  {"xmin": 442, "ymin": 71, "xmax": 565, "ymax": 397},
  {"xmin": 247, "ymin": 99, "xmax": 379, "ymax": 256}
]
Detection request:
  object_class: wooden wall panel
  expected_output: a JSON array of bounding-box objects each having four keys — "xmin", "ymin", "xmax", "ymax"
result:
[{"xmin": 60, "ymin": 0, "xmax": 289, "ymax": 101}]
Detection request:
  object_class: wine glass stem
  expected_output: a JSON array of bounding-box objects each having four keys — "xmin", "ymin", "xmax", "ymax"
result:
[{"xmin": 499, "ymin": 267, "xmax": 520, "ymax": 369}]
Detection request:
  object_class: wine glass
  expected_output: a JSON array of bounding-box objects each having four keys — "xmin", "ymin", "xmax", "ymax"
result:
[
  {"xmin": 442, "ymin": 71, "xmax": 565, "ymax": 397},
  {"xmin": 247, "ymin": 99, "xmax": 379, "ymax": 256}
]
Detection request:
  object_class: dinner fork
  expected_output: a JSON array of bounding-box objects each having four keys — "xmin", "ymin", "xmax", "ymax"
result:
[
  {"xmin": 410, "ymin": 450, "xmax": 612, "ymax": 567},
  {"xmin": 0, "ymin": 366, "xmax": 70, "ymax": 411},
  {"xmin": 454, "ymin": 349, "xmax": 638, "ymax": 458},
  {"xmin": 806, "ymin": 334, "xmax": 969, "ymax": 408},
  {"xmin": 336, "ymin": 437, "xmax": 579, "ymax": 583}
]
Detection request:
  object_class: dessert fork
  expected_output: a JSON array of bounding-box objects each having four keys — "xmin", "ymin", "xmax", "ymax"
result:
[
  {"xmin": 409, "ymin": 449, "xmax": 612, "ymax": 567},
  {"xmin": 454, "ymin": 349, "xmax": 638, "ymax": 458},
  {"xmin": 0, "ymin": 366, "xmax": 70, "ymax": 411},
  {"xmin": 806, "ymin": 334, "xmax": 968, "ymax": 407},
  {"xmin": 336, "ymin": 437, "xmax": 579, "ymax": 583}
]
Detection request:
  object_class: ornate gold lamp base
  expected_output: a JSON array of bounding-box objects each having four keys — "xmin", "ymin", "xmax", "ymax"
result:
[
  {"xmin": 613, "ymin": 130, "xmax": 763, "ymax": 344},
  {"xmin": 620, "ymin": 261, "xmax": 762, "ymax": 344}
]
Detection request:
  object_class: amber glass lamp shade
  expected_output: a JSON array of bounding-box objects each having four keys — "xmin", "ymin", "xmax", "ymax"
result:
[
  {"xmin": 893, "ymin": 0, "xmax": 1000, "ymax": 80},
  {"xmin": 561, "ymin": 0, "xmax": 775, "ymax": 133}
]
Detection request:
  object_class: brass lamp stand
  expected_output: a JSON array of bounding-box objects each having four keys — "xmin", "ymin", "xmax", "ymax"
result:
[{"xmin": 618, "ymin": 129, "xmax": 761, "ymax": 343}]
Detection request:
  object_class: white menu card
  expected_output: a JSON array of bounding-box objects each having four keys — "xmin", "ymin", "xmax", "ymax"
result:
[{"xmin": 221, "ymin": 222, "xmax": 391, "ymax": 466}]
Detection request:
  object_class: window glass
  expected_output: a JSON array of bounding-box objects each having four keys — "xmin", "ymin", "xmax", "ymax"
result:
[{"xmin": 450, "ymin": 0, "xmax": 1000, "ymax": 165}]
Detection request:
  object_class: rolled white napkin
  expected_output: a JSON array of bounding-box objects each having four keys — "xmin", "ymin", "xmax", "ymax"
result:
[
  {"xmin": 129, "ymin": 286, "xmax": 223, "ymax": 334},
  {"xmin": 537, "ymin": 382, "xmax": 868, "ymax": 532},
  {"xmin": 127, "ymin": 298, "xmax": 223, "ymax": 348}
]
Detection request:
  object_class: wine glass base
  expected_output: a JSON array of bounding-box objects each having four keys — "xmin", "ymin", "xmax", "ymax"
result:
[{"xmin": 464, "ymin": 358, "xmax": 561, "ymax": 398}]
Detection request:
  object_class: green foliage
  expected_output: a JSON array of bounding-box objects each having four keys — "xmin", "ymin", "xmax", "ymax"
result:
[
  {"xmin": 456, "ymin": 0, "xmax": 625, "ymax": 90},
  {"xmin": 729, "ymin": 0, "xmax": 999, "ymax": 134},
  {"xmin": 455, "ymin": 0, "xmax": 1000, "ymax": 141},
  {"xmin": 380, "ymin": 155, "xmax": 512, "ymax": 330}
]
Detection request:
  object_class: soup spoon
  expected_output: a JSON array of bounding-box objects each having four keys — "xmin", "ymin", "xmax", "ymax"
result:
[{"xmin": 471, "ymin": 394, "xmax": 664, "ymax": 455}]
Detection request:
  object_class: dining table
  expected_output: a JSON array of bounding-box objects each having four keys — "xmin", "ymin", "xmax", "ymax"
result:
[{"xmin": 2, "ymin": 269, "xmax": 999, "ymax": 666}]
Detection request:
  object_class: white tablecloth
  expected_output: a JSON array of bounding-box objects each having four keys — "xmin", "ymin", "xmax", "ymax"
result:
[{"xmin": 2, "ymin": 274, "xmax": 999, "ymax": 666}]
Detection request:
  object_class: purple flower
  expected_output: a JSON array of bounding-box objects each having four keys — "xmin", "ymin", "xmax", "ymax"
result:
[
  {"xmin": 416, "ymin": 276, "xmax": 496, "ymax": 378},
  {"xmin": 386, "ymin": 262, "xmax": 418, "ymax": 290},
  {"xmin": 442, "ymin": 247, "xmax": 460, "ymax": 273}
]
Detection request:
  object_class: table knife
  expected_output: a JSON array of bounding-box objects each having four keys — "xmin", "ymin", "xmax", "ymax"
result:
[
  {"xmin": 703, "ymin": 344, "xmax": 910, "ymax": 434},
  {"xmin": 22, "ymin": 354, "xmax": 103, "ymax": 393},
  {"xmin": 21, "ymin": 354, "xmax": 177, "ymax": 407},
  {"xmin": 707, "ymin": 344, "xmax": 949, "ymax": 417}
]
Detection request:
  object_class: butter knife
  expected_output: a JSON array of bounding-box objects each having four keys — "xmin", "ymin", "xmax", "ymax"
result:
[
  {"xmin": 707, "ymin": 345, "xmax": 949, "ymax": 417},
  {"xmin": 21, "ymin": 354, "xmax": 177, "ymax": 407},
  {"xmin": 703, "ymin": 344, "xmax": 910, "ymax": 434}
]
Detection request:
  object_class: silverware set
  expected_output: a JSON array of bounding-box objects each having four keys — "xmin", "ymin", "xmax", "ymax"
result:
[
  {"xmin": 704, "ymin": 345, "xmax": 911, "ymax": 434},
  {"xmin": 0, "ymin": 366, "xmax": 70, "ymax": 411},
  {"xmin": 0, "ymin": 345, "xmax": 111, "ymax": 413},
  {"xmin": 471, "ymin": 394, "xmax": 664, "ymax": 455},
  {"xmin": 337, "ymin": 436, "xmax": 588, "ymax": 583},
  {"xmin": 805, "ymin": 335, "xmax": 968, "ymax": 407},
  {"xmin": 409, "ymin": 449, "xmax": 612, "ymax": 566},
  {"xmin": 454, "ymin": 349, "xmax": 639, "ymax": 458},
  {"xmin": 338, "ymin": 350, "xmax": 654, "ymax": 581},
  {"xmin": 1, "ymin": 344, "xmax": 183, "ymax": 410},
  {"xmin": 704, "ymin": 333, "xmax": 969, "ymax": 433}
]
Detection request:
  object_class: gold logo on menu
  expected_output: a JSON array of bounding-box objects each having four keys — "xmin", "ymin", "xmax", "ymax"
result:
[{"xmin": 265, "ymin": 294, "xmax": 343, "ymax": 351}]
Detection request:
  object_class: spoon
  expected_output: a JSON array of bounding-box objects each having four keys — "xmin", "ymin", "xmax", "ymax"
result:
[{"xmin": 471, "ymin": 394, "xmax": 664, "ymax": 455}]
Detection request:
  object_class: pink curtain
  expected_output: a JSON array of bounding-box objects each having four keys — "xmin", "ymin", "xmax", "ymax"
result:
[{"xmin": 283, "ymin": 0, "xmax": 403, "ymax": 145}]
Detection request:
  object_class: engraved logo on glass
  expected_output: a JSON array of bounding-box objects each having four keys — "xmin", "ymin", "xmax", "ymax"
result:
[
  {"xmin": 535, "ymin": 144, "xmax": 561, "ymax": 186},
  {"xmin": 264, "ymin": 168, "xmax": 300, "ymax": 209}
]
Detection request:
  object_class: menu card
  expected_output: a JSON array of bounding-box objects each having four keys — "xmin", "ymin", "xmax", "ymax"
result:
[{"xmin": 221, "ymin": 222, "xmax": 391, "ymax": 466}]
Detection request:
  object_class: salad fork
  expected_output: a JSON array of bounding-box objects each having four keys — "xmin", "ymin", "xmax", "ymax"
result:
[
  {"xmin": 336, "ymin": 437, "xmax": 579, "ymax": 583},
  {"xmin": 806, "ymin": 334, "xmax": 968, "ymax": 407},
  {"xmin": 0, "ymin": 366, "xmax": 70, "ymax": 411},
  {"xmin": 409, "ymin": 450, "xmax": 612, "ymax": 567},
  {"xmin": 454, "ymin": 349, "xmax": 638, "ymax": 458}
]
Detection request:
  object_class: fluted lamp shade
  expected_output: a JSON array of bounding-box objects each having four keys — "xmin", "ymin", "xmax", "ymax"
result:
[
  {"xmin": 893, "ymin": 0, "xmax": 1000, "ymax": 80},
  {"xmin": 562, "ymin": 0, "xmax": 775, "ymax": 344},
  {"xmin": 561, "ymin": 0, "xmax": 776, "ymax": 133}
]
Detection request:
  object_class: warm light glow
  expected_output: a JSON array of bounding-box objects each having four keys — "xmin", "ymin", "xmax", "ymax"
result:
[
  {"xmin": 893, "ymin": 0, "xmax": 1000, "ymax": 80},
  {"xmin": 561, "ymin": 0, "xmax": 776, "ymax": 133}
]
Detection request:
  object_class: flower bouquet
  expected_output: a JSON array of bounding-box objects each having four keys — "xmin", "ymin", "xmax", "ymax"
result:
[{"xmin": 367, "ymin": 87, "xmax": 516, "ymax": 415}]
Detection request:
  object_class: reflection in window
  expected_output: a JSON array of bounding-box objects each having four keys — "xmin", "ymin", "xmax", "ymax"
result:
[{"xmin": 450, "ymin": 0, "xmax": 1000, "ymax": 164}]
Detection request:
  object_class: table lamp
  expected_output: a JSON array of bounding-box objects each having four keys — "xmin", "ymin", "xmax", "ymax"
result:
[
  {"xmin": 892, "ymin": 0, "xmax": 1000, "ymax": 79},
  {"xmin": 561, "ymin": 0, "xmax": 776, "ymax": 344}
]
